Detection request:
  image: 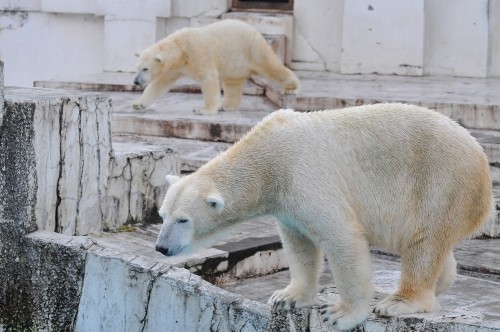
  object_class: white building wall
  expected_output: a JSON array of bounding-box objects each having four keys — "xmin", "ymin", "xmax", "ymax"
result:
[
  {"xmin": 1, "ymin": 0, "xmax": 500, "ymax": 87},
  {"xmin": 424, "ymin": 0, "xmax": 489, "ymax": 77},
  {"xmin": 488, "ymin": 0, "xmax": 500, "ymax": 77},
  {"xmin": 0, "ymin": 11, "xmax": 104, "ymax": 87},
  {"xmin": 291, "ymin": 0, "xmax": 344, "ymax": 71},
  {"xmin": 341, "ymin": 0, "xmax": 424, "ymax": 76}
]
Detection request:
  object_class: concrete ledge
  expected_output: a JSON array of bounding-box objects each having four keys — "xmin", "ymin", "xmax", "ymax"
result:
[
  {"xmin": 8, "ymin": 228, "xmax": 499, "ymax": 331},
  {"xmin": 75, "ymin": 241, "xmax": 270, "ymax": 331},
  {"xmin": 35, "ymin": 74, "xmax": 265, "ymax": 96}
]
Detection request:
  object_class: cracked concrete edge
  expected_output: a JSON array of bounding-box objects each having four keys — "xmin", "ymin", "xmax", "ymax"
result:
[
  {"xmin": 11, "ymin": 230, "xmax": 500, "ymax": 332},
  {"xmin": 74, "ymin": 242, "xmax": 269, "ymax": 332}
]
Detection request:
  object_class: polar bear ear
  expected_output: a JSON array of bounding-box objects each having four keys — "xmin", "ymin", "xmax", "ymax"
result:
[
  {"xmin": 206, "ymin": 194, "xmax": 225, "ymax": 213},
  {"xmin": 165, "ymin": 175, "xmax": 180, "ymax": 188},
  {"xmin": 154, "ymin": 54, "xmax": 164, "ymax": 63}
]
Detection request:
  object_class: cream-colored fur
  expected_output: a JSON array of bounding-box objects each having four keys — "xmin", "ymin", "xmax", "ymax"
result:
[
  {"xmin": 133, "ymin": 19, "xmax": 300, "ymax": 114},
  {"xmin": 156, "ymin": 104, "xmax": 493, "ymax": 330}
]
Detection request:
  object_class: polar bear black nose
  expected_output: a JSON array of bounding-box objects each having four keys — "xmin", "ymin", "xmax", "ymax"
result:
[
  {"xmin": 133, "ymin": 77, "xmax": 141, "ymax": 86},
  {"xmin": 156, "ymin": 245, "xmax": 169, "ymax": 256}
]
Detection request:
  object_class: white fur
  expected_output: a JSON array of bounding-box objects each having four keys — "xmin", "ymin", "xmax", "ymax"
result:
[
  {"xmin": 133, "ymin": 19, "xmax": 300, "ymax": 114},
  {"xmin": 156, "ymin": 104, "xmax": 493, "ymax": 330}
]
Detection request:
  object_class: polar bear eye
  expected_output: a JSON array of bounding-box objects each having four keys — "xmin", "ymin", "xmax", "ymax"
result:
[
  {"xmin": 177, "ymin": 218, "xmax": 189, "ymax": 224},
  {"xmin": 142, "ymin": 68, "xmax": 148, "ymax": 72}
]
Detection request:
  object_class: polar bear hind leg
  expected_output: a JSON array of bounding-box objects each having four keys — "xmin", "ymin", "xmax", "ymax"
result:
[
  {"xmin": 255, "ymin": 51, "xmax": 300, "ymax": 94},
  {"xmin": 221, "ymin": 80, "xmax": 245, "ymax": 111},
  {"xmin": 269, "ymin": 223, "xmax": 323, "ymax": 309},
  {"xmin": 435, "ymin": 251, "xmax": 456, "ymax": 295},
  {"xmin": 374, "ymin": 236, "xmax": 448, "ymax": 317}
]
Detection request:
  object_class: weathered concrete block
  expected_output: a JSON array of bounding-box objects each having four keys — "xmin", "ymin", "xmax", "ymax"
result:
[
  {"xmin": 75, "ymin": 247, "xmax": 169, "ymax": 332},
  {"xmin": 103, "ymin": 147, "xmax": 179, "ymax": 229},
  {"xmin": 0, "ymin": 230, "xmax": 91, "ymax": 331},
  {"xmin": 144, "ymin": 267, "xmax": 270, "ymax": 331},
  {"xmin": 0, "ymin": 93, "xmax": 39, "ymax": 330},
  {"xmin": 4, "ymin": 87, "xmax": 112, "ymax": 235}
]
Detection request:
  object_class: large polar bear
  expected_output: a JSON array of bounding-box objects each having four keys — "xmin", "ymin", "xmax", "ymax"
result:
[
  {"xmin": 133, "ymin": 19, "xmax": 300, "ymax": 115},
  {"xmin": 155, "ymin": 104, "xmax": 493, "ymax": 330}
]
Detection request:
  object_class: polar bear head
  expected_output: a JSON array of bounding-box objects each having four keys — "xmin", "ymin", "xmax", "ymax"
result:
[
  {"xmin": 155, "ymin": 174, "xmax": 225, "ymax": 256},
  {"xmin": 133, "ymin": 40, "xmax": 185, "ymax": 87}
]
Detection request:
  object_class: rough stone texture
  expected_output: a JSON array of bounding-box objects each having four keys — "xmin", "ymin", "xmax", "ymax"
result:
[
  {"xmin": 0, "ymin": 229, "xmax": 91, "ymax": 331},
  {"xmin": 5, "ymin": 87, "xmax": 112, "ymax": 235},
  {"xmin": 103, "ymin": 147, "xmax": 179, "ymax": 229},
  {"xmin": 0, "ymin": 94, "xmax": 39, "ymax": 330},
  {"xmin": 0, "ymin": 61, "xmax": 4, "ymax": 129}
]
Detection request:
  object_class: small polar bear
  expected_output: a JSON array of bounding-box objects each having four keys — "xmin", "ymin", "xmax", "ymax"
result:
[
  {"xmin": 155, "ymin": 104, "xmax": 493, "ymax": 330},
  {"xmin": 133, "ymin": 19, "xmax": 300, "ymax": 115}
]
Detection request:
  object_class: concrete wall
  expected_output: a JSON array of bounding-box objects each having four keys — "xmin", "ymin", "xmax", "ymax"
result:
[{"xmin": 2, "ymin": 0, "xmax": 500, "ymax": 87}]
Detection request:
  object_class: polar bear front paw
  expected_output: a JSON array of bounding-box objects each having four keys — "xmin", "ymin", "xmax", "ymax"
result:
[
  {"xmin": 193, "ymin": 108, "xmax": 219, "ymax": 115},
  {"xmin": 320, "ymin": 302, "xmax": 369, "ymax": 331},
  {"xmin": 132, "ymin": 101, "xmax": 146, "ymax": 110},
  {"xmin": 284, "ymin": 87, "xmax": 299, "ymax": 95},
  {"xmin": 268, "ymin": 286, "xmax": 314, "ymax": 310}
]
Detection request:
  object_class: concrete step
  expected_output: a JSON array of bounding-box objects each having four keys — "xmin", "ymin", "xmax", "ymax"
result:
[
  {"xmin": 109, "ymin": 91, "xmax": 276, "ymax": 142},
  {"xmin": 36, "ymin": 70, "xmax": 500, "ymax": 132},
  {"xmin": 34, "ymin": 72, "xmax": 265, "ymax": 96},
  {"xmin": 265, "ymin": 71, "xmax": 500, "ymax": 131},
  {"xmin": 112, "ymin": 133, "xmax": 230, "ymax": 173}
]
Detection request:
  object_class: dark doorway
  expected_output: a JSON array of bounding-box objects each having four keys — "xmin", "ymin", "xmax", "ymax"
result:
[{"xmin": 231, "ymin": 0, "xmax": 294, "ymax": 12}]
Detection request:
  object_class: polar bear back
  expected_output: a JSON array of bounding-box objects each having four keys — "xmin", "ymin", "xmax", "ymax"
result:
[
  {"xmin": 164, "ymin": 20, "xmax": 276, "ymax": 79},
  {"xmin": 206, "ymin": 104, "xmax": 492, "ymax": 252}
]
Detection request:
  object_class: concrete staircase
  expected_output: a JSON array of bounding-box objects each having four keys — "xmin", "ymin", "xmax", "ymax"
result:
[{"xmin": 35, "ymin": 70, "xmax": 500, "ymax": 237}]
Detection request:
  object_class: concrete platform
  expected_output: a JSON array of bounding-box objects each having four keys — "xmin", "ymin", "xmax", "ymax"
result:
[{"xmin": 90, "ymin": 218, "xmax": 500, "ymax": 329}]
